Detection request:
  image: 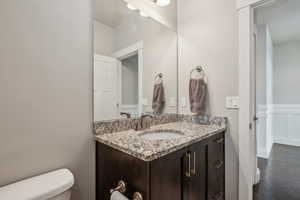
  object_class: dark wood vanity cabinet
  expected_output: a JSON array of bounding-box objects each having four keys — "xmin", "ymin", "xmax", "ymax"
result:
[
  {"xmin": 207, "ymin": 135, "xmax": 225, "ymax": 200},
  {"xmin": 96, "ymin": 132, "xmax": 225, "ymax": 200}
]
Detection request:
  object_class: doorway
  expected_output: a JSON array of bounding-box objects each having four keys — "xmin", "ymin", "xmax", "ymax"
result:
[
  {"xmin": 113, "ymin": 42, "xmax": 144, "ymax": 118},
  {"xmin": 253, "ymin": 0, "xmax": 300, "ymax": 199},
  {"xmin": 119, "ymin": 54, "xmax": 139, "ymax": 118}
]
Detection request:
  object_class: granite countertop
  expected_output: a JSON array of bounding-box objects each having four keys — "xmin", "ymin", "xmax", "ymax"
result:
[{"xmin": 95, "ymin": 121, "xmax": 226, "ymax": 161}]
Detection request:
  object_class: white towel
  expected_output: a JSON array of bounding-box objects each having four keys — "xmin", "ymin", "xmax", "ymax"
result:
[{"xmin": 111, "ymin": 191, "xmax": 129, "ymax": 200}]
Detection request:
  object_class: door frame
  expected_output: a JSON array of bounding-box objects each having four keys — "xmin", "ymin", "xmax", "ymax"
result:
[
  {"xmin": 236, "ymin": 0, "xmax": 272, "ymax": 200},
  {"xmin": 113, "ymin": 41, "xmax": 144, "ymax": 116}
]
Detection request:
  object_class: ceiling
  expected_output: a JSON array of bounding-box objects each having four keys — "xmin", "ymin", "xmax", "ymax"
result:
[{"xmin": 256, "ymin": 0, "xmax": 300, "ymax": 44}]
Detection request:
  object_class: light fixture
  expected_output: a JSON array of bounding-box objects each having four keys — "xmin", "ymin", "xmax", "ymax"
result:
[
  {"xmin": 155, "ymin": 0, "xmax": 170, "ymax": 7},
  {"xmin": 127, "ymin": 3, "xmax": 137, "ymax": 10},
  {"xmin": 139, "ymin": 11, "xmax": 149, "ymax": 17}
]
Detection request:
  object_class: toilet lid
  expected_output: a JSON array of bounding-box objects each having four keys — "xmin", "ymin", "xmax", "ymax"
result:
[{"xmin": 0, "ymin": 169, "xmax": 74, "ymax": 200}]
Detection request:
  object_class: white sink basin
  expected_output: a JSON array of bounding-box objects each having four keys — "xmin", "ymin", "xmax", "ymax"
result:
[{"xmin": 139, "ymin": 130, "xmax": 184, "ymax": 140}]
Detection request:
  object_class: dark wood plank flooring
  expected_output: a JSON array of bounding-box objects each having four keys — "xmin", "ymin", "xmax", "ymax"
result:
[{"xmin": 253, "ymin": 144, "xmax": 300, "ymax": 200}]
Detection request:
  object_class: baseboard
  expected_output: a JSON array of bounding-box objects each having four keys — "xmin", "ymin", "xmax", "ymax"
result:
[
  {"xmin": 274, "ymin": 138, "xmax": 300, "ymax": 147},
  {"xmin": 257, "ymin": 148, "xmax": 269, "ymax": 159}
]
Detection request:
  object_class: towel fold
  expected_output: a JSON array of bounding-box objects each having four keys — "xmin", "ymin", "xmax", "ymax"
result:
[
  {"xmin": 152, "ymin": 83, "xmax": 165, "ymax": 114},
  {"xmin": 111, "ymin": 191, "xmax": 129, "ymax": 200},
  {"xmin": 189, "ymin": 78, "xmax": 207, "ymax": 114}
]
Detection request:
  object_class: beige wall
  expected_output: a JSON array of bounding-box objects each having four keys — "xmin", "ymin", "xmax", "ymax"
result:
[
  {"xmin": 178, "ymin": 0, "xmax": 239, "ymax": 199},
  {"xmin": 94, "ymin": 20, "xmax": 114, "ymax": 56},
  {"xmin": 0, "ymin": 1, "xmax": 94, "ymax": 200}
]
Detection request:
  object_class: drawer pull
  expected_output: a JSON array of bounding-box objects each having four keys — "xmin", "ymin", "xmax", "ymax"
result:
[
  {"xmin": 191, "ymin": 152, "xmax": 196, "ymax": 175},
  {"xmin": 185, "ymin": 152, "xmax": 191, "ymax": 178},
  {"xmin": 215, "ymin": 161, "xmax": 224, "ymax": 169},
  {"xmin": 215, "ymin": 138, "xmax": 224, "ymax": 144}
]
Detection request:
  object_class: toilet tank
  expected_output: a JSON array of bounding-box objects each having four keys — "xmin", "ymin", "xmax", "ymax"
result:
[{"xmin": 0, "ymin": 169, "xmax": 74, "ymax": 200}]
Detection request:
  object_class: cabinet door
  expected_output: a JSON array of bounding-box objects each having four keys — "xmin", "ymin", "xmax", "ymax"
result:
[
  {"xmin": 207, "ymin": 133, "xmax": 225, "ymax": 200},
  {"xmin": 150, "ymin": 148, "xmax": 187, "ymax": 200},
  {"xmin": 183, "ymin": 141, "xmax": 206, "ymax": 200}
]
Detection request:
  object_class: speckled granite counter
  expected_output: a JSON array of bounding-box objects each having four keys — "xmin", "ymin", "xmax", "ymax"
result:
[{"xmin": 95, "ymin": 118, "xmax": 226, "ymax": 161}]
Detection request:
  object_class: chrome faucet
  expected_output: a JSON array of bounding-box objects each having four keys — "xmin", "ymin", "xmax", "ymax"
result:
[{"xmin": 134, "ymin": 114, "xmax": 154, "ymax": 131}]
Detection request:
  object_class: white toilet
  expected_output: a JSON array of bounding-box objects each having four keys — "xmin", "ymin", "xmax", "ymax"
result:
[{"xmin": 0, "ymin": 168, "xmax": 74, "ymax": 200}]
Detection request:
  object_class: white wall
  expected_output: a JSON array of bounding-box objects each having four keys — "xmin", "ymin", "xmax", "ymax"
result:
[
  {"xmin": 0, "ymin": 0, "xmax": 94, "ymax": 200},
  {"xmin": 94, "ymin": 20, "xmax": 114, "ymax": 56},
  {"xmin": 269, "ymin": 40, "xmax": 300, "ymax": 147},
  {"xmin": 178, "ymin": 0, "xmax": 239, "ymax": 199},
  {"xmin": 274, "ymin": 40, "xmax": 300, "ymax": 104},
  {"xmin": 256, "ymin": 26, "xmax": 267, "ymax": 106},
  {"xmin": 271, "ymin": 105, "xmax": 300, "ymax": 147}
]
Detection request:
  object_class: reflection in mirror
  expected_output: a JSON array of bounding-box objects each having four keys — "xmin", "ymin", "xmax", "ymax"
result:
[{"xmin": 93, "ymin": 0, "xmax": 178, "ymax": 121}]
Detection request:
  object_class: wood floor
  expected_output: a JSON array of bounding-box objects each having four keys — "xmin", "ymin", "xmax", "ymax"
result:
[{"xmin": 253, "ymin": 144, "xmax": 300, "ymax": 200}]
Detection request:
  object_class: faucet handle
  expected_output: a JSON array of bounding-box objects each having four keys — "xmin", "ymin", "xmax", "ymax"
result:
[{"xmin": 133, "ymin": 119, "xmax": 141, "ymax": 131}]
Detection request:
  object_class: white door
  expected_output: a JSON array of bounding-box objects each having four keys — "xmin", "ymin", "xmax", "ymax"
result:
[
  {"xmin": 252, "ymin": 26, "xmax": 259, "ymax": 184},
  {"xmin": 94, "ymin": 55, "xmax": 119, "ymax": 121}
]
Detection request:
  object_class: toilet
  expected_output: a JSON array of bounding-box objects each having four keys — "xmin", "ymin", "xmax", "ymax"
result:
[{"xmin": 0, "ymin": 169, "xmax": 74, "ymax": 200}]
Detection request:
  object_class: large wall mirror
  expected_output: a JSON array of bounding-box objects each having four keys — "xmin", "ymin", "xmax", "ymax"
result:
[{"xmin": 93, "ymin": 0, "xmax": 178, "ymax": 121}]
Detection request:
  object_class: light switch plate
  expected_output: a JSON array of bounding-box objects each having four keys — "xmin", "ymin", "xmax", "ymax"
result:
[{"xmin": 226, "ymin": 96, "xmax": 240, "ymax": 109}]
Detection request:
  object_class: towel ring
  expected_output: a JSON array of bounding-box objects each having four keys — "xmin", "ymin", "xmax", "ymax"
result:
[
  {"xmin": 190, "ymin": 66, "xmax": 204, "ymax": 79},
  {"xmin": 154, "ymin": 73, "xmax": 163, "ymax": 84}
]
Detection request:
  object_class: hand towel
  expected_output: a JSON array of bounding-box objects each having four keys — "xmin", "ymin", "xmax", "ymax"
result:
[
  {"xmin": 152, "ymin": 83, "xmax": 165, "ymax": 114},
  {"xmin": 111, "ymin": 191, "xmax": 129, "ymax": 200},
  {"xmin": 189, "ymin": 78, "xmax": 207, "ymax": 114}
]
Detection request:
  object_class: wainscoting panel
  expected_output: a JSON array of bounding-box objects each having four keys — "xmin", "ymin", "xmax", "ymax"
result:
[
  {"xmin": 272, "ymin": 104, "xmax": 300, "ymax": 147},
  {"xmin": 256, "ymin": 105, "xmax": 271, "ymax": 158}
]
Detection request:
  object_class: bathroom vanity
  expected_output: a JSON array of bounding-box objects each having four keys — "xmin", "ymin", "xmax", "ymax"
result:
[{"xmin": 95, "ymin": 119, "xmax": 225, "ymax": 200}]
